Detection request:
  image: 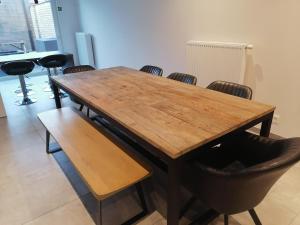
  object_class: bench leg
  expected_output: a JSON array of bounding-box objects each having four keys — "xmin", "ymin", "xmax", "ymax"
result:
[
  {"xmin": 121, "ymin": 182, "xmax": 148, "ymax": 225},
  {"xmin": 96, "ymin": 201, "xmax": 103, "ymax": 225},
  {"xmin": 46, "ymin": 130, "xmax": 50, "ymax": 154},
  {"xmin": 45, "ymin": 130, "xmax": 62, "ymax": 154},
  {"xmin": 135, "ymin": 182, "xmax": 148, "ymax": 214}
]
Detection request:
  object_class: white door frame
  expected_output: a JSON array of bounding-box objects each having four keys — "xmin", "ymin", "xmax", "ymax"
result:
[{"xmin": 50, "ymin": 0, "xmax": 64, "ymax": 52}]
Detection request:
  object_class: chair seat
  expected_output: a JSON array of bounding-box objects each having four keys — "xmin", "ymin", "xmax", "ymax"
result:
[
  {"xmin": 190, "ymin": 146, "xmax": 238, "ymax": 170},
  {"xmin": 223, "ymin": 161, "xmax": 246, "ymax": 172},
  {"xmin": 183, "ymin": 132, "xmax": 300, "ymax": 217}
]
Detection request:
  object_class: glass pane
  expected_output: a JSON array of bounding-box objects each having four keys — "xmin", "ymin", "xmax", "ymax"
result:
[
  {"xmin": 30, "ymin": 1, "xmax": 56, "ymax": 39},
  {"xmin": 0, "ymin": 0, "xmax": 58, "ymax": 55}
]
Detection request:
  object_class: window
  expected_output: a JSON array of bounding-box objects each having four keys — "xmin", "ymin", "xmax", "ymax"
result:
[
  {"xmin": 0, "ymin": 0, "xmax": 57, "ymax": 54},
  {"xmin": 30, "ymin": 0, "xmax": 56, "ymax": 39}
]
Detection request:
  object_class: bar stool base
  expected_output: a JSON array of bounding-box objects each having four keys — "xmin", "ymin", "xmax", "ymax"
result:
[
  {"xmin": 15, "ymin": 88, "xmax": 32, "ymax": 94},
  {"xmin": 15, "ymin": 97, "xmax": 37, "ymax": 106},
  {"xmin": 17, "ymin": 91, "xmax": 35, "ymax": 97},
  {"xmin": 18, "ymin": 83, "xmax": 33, "ymax": 88},
  {"xmin": 44, "ymin": 87, "xmax": 52, "ymax": 92}
]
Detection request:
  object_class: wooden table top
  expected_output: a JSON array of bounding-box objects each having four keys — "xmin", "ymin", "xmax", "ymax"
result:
[{"xmin": 52, "ymin": 67, "xmax": 275, "ymax": 159}]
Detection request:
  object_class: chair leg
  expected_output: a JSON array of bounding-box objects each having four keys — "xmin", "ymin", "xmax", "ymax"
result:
[
  {"xmin": 87, "ymin": 108, "xmax": 90, "ymax": 117},
  {"xmin": 79, "ymin": 104, "xmax": 84, "ymax": 111},
  {"xmin": 96, "ymin": 201, "xmax": 102, "ymax": 225},
  {"xmin": 249, "ymin": 209, "xmax": 262, "ymax": 225},
  {"xmin": 224, "ymin": 214, "xmax": 229, "ymax": 225}
]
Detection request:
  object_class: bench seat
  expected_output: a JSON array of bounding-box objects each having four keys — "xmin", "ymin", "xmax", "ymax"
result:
[{"xmin": 38, "ymin": 107, "xmax": 150, "ymax": 200}]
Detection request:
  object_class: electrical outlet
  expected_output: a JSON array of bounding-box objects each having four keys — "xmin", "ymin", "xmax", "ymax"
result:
[{"xmin": 273, "ymin": 114, "xmax": 280, "ymax": 124}]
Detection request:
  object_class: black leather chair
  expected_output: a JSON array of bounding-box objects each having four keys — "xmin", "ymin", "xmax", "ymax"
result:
[
  {"xmin": 1, "ymin": 61, "xmax": 37, "ymax": 105},
  {"xmin": 140, "ymin": 65, "xmax": 163, "ymax": 76},
  {"xmin": 38, "ymin": 54, "xmax": 68, "ymax": 98},
  {"xmin": 167, "ymin": 73, "xmax": 197, "ymax": 85},
  {"xmin": 183, "ymin": 132, "xmax": 300, "ymax": 225},
  {"xmin": 207, "ymin": 81, "xmax": 252, "ymax": 100},
  {"xmin": 63, "ymin": 65, "xmax": 95, "ymax": 74},
  {"xmin": 63, "ymin": 65, "xmax": 95, "ymax": 116}
]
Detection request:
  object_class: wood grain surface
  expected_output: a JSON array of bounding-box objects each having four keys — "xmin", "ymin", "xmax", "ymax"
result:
[
  {"xmin": 52, "ymin": 67, "xmax": 275, "ymax": 159},
  {"xmin": 38, "ymin": 107, "xmax": 150, "ymax": 200}
]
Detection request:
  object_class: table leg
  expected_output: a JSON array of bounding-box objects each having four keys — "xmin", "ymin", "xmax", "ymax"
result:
[
  {"xmin": 53, "ymin": 83, "xmax": 61, "ymax": 109},
  {"xmin": 260, "ymin": 112, "xmax": 274, "ymax": 137},
  {"xmin": 167, "ymin": 160, "xmax": 182, "ymax": 225}
]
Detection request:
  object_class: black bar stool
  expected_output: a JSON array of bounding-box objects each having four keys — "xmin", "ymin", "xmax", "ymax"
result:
[
  {"xmin": 38, "ymin": 54, "xmax": 68, "ymax": 99},
  {"xmin": 15, "ymin": 82, "xmax": 33, "ymax": 94},
  {"xmin": 1, "ymin": 61, "xmax": 37, "ymax": 106}
]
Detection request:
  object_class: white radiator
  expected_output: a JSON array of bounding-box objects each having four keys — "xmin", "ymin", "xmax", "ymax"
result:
[
  {"xmin": 186, "ymin": 41, "xmax": 253, "ymax": 86},
  {"xmin": 76, "ymin": 32, "xmax": 95, "ymax": 67}
]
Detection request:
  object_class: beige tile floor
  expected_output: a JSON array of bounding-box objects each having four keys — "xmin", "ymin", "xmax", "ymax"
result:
[{"xmin": 0, "ymin": 76, "xmax": 300, "ymax": 225}]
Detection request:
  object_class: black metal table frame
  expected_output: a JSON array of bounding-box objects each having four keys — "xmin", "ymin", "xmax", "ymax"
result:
[{"xmin": 52, "ymin": 81, "xmax": 274, "ymax": 225}]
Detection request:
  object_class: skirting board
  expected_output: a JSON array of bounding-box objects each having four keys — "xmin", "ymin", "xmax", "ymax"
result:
[{"xmin": 0, "ymin": 92, "xmax": 6, "ymax": 118}]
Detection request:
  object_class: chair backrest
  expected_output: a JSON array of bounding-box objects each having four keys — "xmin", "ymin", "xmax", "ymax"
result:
[
  {"xmin": 207, "ymin": 80, "xmax": 252, "ymax": 99},
  {"xmin": 167, "ymin": 73, "xmax": 197, "ymax": 85},
  {"xmin": 63, "ymin": 65, "xmax": 96, "ymax": 103},
  {"xmin": 38, "ymin": 54, "xmax": 67, "ymax": 69},
  {"xmin": 1, "ymin": 61, "xmax": 35, "ymax": 76},
  {"xmin": 185, "ymin": 132, "xmax": 300, "ymax": 215},
  {"xmin": 63, "ymin": 65, "xmax": 95, "ymax": 74},
  {"xmin": 140, "ymin": 65, "xmax": 163, "ymax": 76}
]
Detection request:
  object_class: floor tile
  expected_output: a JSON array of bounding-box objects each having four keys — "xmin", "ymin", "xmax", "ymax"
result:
[
  {"xmin": 1, "ymin": 76, "xmax": 300, "ymax": 225},
  {"xmin": 0, "ymin": 130, "xmax": 78, "ymax": 225},
  {"xmin": 0, "ymin": 180, "xmax": 32, "ymax": 225},
  {"xmin": 138, "ymin": 211, "xmax": 166, "ymax": 225},
  {"xmin": 0, "ymin": 130, "xmax": 44, "ymax": 156},
  {"xmin": 23, "ymin": 199, "xmax": 95, "ymax": 225},
  {"xmin": 233, "ymin": 194, "xmax": 297, "ymax": 225},
  {"xmin": 290, "ymin": 213, "xmax": 300, "ymax": 225}
]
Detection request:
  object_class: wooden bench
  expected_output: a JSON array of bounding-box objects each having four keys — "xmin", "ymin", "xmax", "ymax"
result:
[{"xmin": 38, "ymin": 107, "xmax": 151, "ymax": 225}]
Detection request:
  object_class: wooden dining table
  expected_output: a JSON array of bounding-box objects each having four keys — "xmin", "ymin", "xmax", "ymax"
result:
[{"xmin": 51, "ymin": 66, "xmax": 275, "ymax": 225}]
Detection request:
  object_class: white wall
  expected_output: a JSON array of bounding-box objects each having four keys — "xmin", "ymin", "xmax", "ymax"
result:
[
  {"xmin": 77, "ymin": 0, "xmax": 300, "ymax": 137},
  {"xmin": 52, "ymin": 0, "xmax": 81, "ymax": 64}
]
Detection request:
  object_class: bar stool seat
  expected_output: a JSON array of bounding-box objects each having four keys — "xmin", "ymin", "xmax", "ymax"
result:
[
  {"xmin": 38, "ymin": 54, "xmax": 68, "ymax": 99},
  {"xmin": 1, "ymin": 61, "xmax": 37, "ymax": 105}
]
